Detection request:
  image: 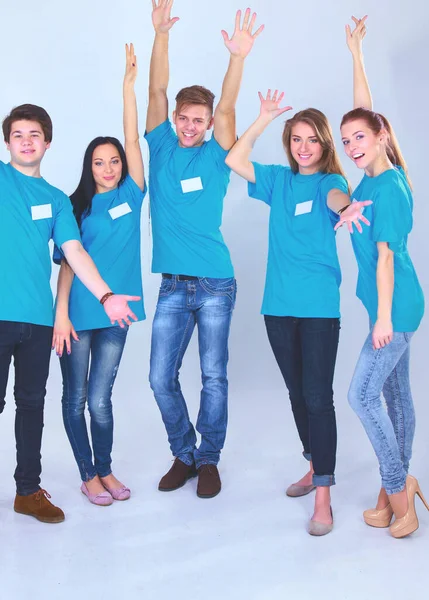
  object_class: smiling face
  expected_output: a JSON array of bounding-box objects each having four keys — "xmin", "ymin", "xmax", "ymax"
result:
[
  {"xmin": 6, "ymin": 120, "xmax": 50, "ymax": 169},
  {"xmin": 91, "ymin": 143, "xmax": 123, "ymax": 193},
  {"xmin": 172, "ymin": 104, "xmax": 214, "ymax": 148},
  {"xmin": 289, "ymin": 121, "xmax": 324, "ymax": 174},
  {"xmin": 341, "ymin": 118, "xmax": 387, "ymax": 171}
]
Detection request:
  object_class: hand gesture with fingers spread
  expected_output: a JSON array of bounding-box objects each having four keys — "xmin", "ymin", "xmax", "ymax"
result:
[
  {"xmin": 124, "ymin": 43, "xmax": 137, "ymax": 86},
  {"xmin": 258, "ymin": 89, "xmax": 292, "ymax": 122},
  {"xmin": 221, "ymin": 8, "xmax": 264, "ymax": 58},
  {"xmin": 103, "ymin": 294, "xmax": 141, "ymax": 328},
  {"xmin": 346, "ymin": 15, "xmax": 368, "ymax": 56},
  {"xmin": 334, "ymin": 200, "xmax": 372, "ymax": 234},
  {"xmin": 152, "ymin": 0, "xmax": 179, "ymax": 34}
]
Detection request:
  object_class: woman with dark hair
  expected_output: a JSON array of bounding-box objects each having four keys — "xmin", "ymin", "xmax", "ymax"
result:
[
  {"xmin": 339, "ymin": 17, "xmax": 427, "ymax": 537},
  {"xmin": 226, "ymin": 90, "xmax": 370, "ymax": 535},
  {"xmin": 52, "ymin": 44, "xmax": 146, "ymax": 506}
]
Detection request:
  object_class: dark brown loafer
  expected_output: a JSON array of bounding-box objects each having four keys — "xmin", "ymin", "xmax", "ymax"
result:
[
  {"xmin": 158, "ymin": 458, "xmax": 197, "ymax": 492},
  {"xmin": 197, "ymin": 464, "xmax": 221, "ymax": 499},
  {"xmin": 14, "ymin": 489, "xmax": 65, "ymax": 523}
]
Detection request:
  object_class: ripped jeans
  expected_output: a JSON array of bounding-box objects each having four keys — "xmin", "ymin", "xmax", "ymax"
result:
[{"xmin": 59, "ymin": 325, "xmax": 128, "ymax": 481}]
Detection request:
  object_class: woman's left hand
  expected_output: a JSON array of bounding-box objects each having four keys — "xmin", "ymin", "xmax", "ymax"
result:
[
  {"xmin": 334, "ymin": 200, "xmax": 372, "ymax": 233},
  {"xmin": 372, "ymin": 318, "xmax": 393, "ymax": 350},
  {"xmin": 124, "ymin": 43, "xmax": 137, "ymax": 85}
]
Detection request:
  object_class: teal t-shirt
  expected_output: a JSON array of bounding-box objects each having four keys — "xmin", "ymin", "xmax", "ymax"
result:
[
  {"xmin": 351, "ymin": 167, "xmax": 424, "ymax": 332},
  {"xmin": 144, "ymin": 120, "xmax": 234, "ymax": 277},
  {"xmin": 0, "ymin": 161, "xmax": 80, "ymax": 327},
  {"xmin": 54, "ymin": 175, "xmax": 146, "ymax": 331},
  {"xmin": 249, "ymin": 163, "xmax": 348, "ymax": 318}
]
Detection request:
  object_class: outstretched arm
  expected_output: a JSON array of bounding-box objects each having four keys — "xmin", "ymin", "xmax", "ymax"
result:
[
  {"xmin": 124, "ymin": 43, "xmax": 144, "ymax": 190},
  {"xmin": 214, "ymin": 8, "xmax": 264, "ymax": 150},
  {"xmin": 346, "ymin": 15, "xmax": 372, "ymax": 110},
  {"xmin": 146, "ymin": 0, "xmax": 179, "ymax": 133},
  {"xmin": 225, "ymin": 90, "xmax": 292, "ymax": 182}
]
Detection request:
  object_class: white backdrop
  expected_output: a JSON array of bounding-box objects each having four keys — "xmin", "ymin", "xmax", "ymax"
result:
[{"xmin": 1, "ymin": 1, "xmax": 428, "ymax": 598}]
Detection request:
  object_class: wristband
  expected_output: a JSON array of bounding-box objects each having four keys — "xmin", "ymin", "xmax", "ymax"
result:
[
  {"xmin": 100, "ymin": 292, "xmax": 115, "ymax": 306},
  {"xmin": 338, "ymin": 205, "xmax": 350, "ymax": 215}
]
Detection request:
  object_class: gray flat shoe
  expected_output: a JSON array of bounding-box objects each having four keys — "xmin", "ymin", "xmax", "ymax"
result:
[
  {"xmin": 308, "ymin": 507, "xmax": 334, "ymax": 536},
  {"xmin": 286, "ymin": 483, "xmax": 316, "ymax": 498}
]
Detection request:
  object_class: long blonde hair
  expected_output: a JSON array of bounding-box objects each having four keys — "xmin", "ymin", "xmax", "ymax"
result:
[
  {"xmin": 283, "ymin": 108, "xmax": 351, "ymax": 193},
  {"xmin": 341, "ymin": 107, "xmax": 412, "ymax": 189}
]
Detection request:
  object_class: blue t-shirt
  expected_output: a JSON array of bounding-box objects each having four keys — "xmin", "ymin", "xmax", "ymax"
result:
[
  {"xmin": 0, "ymin": 161, "xmax": 80, "ymax": 327},
  {"xmin": 144, "ymin": 120, "xmax": 234, "ymax": 277},
  {"xmin": 54, "ymin": 175, "xmax": 146, "ymax": 331},
  {"xmin": 351, "ymin": 167, "xmax": 424, "ymax": 332},
  {"xmin": 249, "ymin": 163, "xmax": 348, "ymax": 318}
]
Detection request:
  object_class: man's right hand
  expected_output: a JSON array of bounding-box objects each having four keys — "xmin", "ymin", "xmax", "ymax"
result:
[{"xmin": 152, "ymin": 0, "xmax": 179, "ymax": 34}]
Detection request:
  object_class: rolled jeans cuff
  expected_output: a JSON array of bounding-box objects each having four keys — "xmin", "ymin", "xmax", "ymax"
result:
[{"xmin": 313, "ymin": 474, "xmax": 336, "ymax": 487}]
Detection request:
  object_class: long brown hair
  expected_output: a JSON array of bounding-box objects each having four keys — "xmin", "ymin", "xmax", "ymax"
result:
[
  {"xmin": 341, "ymin": 107, "xmax": 411, "ymax": 188},
  {"xmin": 282, "ymin": 108, "xmax": 351, "ymax": 193}
]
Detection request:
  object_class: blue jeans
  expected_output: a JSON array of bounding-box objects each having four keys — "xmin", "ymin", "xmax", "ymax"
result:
[
  {"xmin": 149, "ymin": 276, "xmax": 236, "ymax": 468},
  {"xmin": 348, "ymin": 329, "xmax": 415, "ymax": 495},
  {"xmin": 265, "ymin": 316, "xmax": 340, "ymax": 487},
  {"xmin": 59, "ymin": 326, "xmax": 128, "ymax": 481}
]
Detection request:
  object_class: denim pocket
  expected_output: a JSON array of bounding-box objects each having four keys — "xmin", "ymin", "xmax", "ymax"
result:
[
  {"xmin": 159, "ymin": 277, "xmax": 176, "ymax": 297},
  {"xmin": 200, "ymin": 277, "xmax": 235, "ymax": 294}
]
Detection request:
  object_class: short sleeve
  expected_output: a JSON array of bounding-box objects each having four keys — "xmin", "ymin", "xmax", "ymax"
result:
[
  {"xmin": 52, "ymin": 192, "xmax": 81, "ymax": 249},
  {"xmin": 248, "ymin": 163, "xmax": 285, "ymax": 207},
  {"xmin": 144, "ymin": 120, "xmax": 177, "ymax": 159},
  {"xmin": 206, "ymin": 134, "xmax": 231, "ymax": 173},
  {"xmin": 120, "ymin": 174, "xmax": 147, "ymax": 209},
  {"xmin": 371, "ymin": 183, "xmax": 413, "ymax": 252}
]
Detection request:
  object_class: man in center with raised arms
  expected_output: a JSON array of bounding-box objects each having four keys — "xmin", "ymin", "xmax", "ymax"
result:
[{"xmin": 146, "ymin": 0, "xmax": 263, "ymax": 498}]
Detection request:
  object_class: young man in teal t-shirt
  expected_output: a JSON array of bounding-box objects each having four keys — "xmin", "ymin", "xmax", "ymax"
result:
[
  {"xmin": 0, "ymin": 104, "xmax": 140, "ymax": 523},
  {"xmin": 146, "ymin": 1, "xmax": 263, "ymax": 498}
]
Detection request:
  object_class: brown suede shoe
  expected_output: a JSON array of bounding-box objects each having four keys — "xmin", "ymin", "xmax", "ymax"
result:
[
  {"xmin": 158, "ymin": 458, "xmax": 197, "ymax": 492},
  {"xmin": 197, "ymin": 464, "xmax": 221, "ymax": 499},
  {"xmin": 14, "ymin": 489, "xmax": 65, "ymax": 523}
]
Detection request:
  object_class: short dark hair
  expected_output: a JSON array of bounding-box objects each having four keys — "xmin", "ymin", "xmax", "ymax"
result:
[
  {"xmin": 175, "ymin": 85, "xmax": 215, "ymax": 115},
  {"xmin": 2, "ymin": 104, "xmax": 53, "ymax": 143}
]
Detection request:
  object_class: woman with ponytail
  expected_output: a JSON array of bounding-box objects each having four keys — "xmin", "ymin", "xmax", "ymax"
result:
[{"xmin": 339, "ymin": 17, "xmax": 427, "ymax": 538}]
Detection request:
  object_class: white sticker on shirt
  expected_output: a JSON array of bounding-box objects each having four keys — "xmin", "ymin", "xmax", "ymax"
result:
[
  {"xmin": 31, "ymin": 204, "xmax": 52, "ymax": 220},
  {"xmin": 294, "ymin": 200, "xmax": 313, "ymax": 216},
  {"xmin": 109, "ymin": 202, "xmax": 132, "ymax": 220},
  {"xmin": 181, "ymin": 177, "xmax": 203, "ymax": 194}
]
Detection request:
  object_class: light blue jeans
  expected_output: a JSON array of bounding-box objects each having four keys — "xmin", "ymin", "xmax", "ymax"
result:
[
  {"xmin": 348, "ymin": 329, "xmax": 415, "ymax": 495},
  {"xmin": 149, "ymin": 276, "xmax": 236, "ymax": 469}
]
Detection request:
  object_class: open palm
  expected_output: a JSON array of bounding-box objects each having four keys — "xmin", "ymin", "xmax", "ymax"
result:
[
  {"xmin": 259, "ymin": 90, "xmax": 292, "ymax": 121},
  {"xmin": 152, "ymin": 0, "xmax": 179, "ymax": 34},
  {"xmin": 221, "ymin": 8, "xmax": 264, "ymax": 58}
]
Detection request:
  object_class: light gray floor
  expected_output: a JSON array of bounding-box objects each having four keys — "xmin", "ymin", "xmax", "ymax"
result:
[{"xmin": 1, "ymin": 298, "xmax": 428, "ymax": 600}]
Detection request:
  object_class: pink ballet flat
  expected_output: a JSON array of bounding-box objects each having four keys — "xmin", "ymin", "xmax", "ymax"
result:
[
  {"xmin": 81, "ymin": 482, "xmax": 113, "ymax": 506},
  {"xmin": 102, "ymin": 483, "xmax": 131, "ymax": 501}
]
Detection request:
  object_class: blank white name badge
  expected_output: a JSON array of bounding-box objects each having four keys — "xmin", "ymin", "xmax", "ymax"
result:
[
  {"xmin": 31, "ymin": 204, "xmax": 52, "ymax": 220},
  {"xmin": 181, "ymin": 177, "xmax": 203, "ymax": 194},
  {"xmin": 109, "ymin": 202, "xmax": 132, "ymax": 220},
  {"xmin": 294, "ymin": 200, "xmax": 313, "ymax": 216}
]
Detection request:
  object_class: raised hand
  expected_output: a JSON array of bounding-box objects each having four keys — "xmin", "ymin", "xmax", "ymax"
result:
[
  {"xmin": 103, "ymin": 294, "xmax": 140, "ymax": 328},
  {"xmin": 258, "ymin": 89, "xmax": 292, "ymax": 122},
  {"xmin": 124, "ymin": 43, "xmax": 137, "ymax": 86},
  {"xmin": 152, "ymin": 0, "xmax": 179, "ymax": 34},
  {"xmin": 334, "ymin": 200, "xmax": 372, "ymax": 234},
  {"xmin": 346, "ymin": 15, "xmax": 368, "ymax": 56},
  {"xmin": 221, "ymin": 8, "xmax": 264, "ymax": 58}
]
